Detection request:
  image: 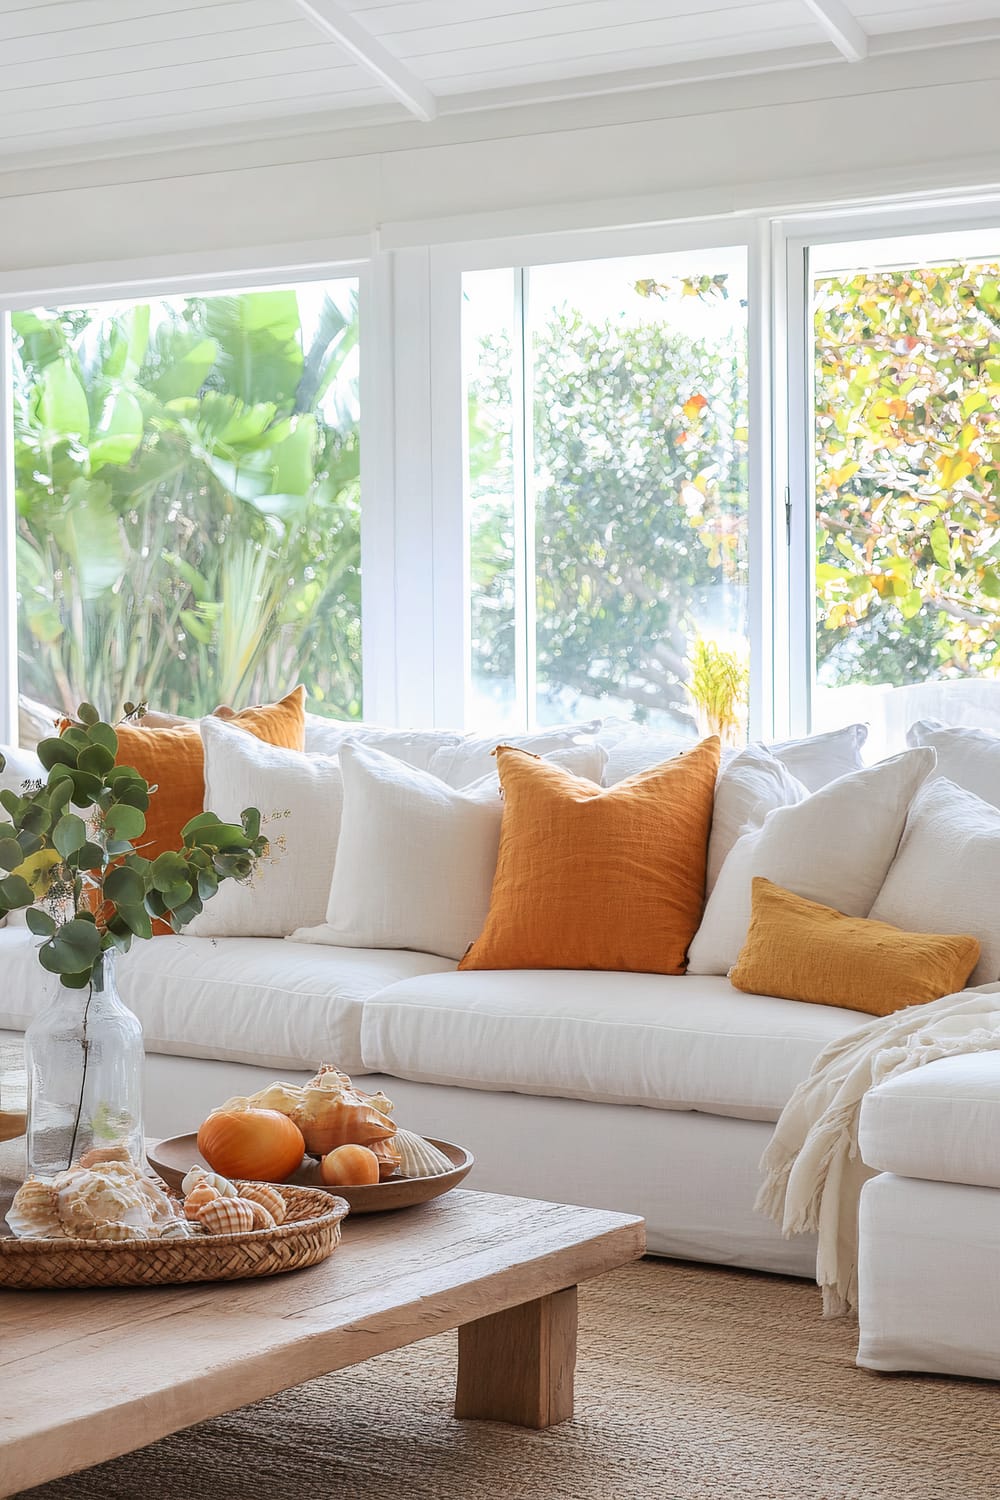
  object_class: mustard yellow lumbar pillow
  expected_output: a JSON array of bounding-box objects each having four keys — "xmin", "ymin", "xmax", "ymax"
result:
[
  {"xmin": 729, "ymin": 877, "xmax": 980, "ymax": 1017},
  {"xmin": 458, "ymin": 737, "xmax": 720, "ymax": 975}
]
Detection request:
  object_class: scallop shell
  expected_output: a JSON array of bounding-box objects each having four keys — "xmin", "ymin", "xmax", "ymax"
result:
[
  {"xmin": 244, "ymin": 1199, "xmax": 276, "ymax": 1230},
  {"xmin": 238, "ymin": 1183, "xmax": 287, "ymax": 1225},
  {"xmin": 181, "ymin": 1166, "xmax": 237, "ymax": 1198},
  {"xmin": 6, "ymin": 1177, "xmax": 67, "ymax": 1240},
  {"xmin": 394, "ymin": 1130, "xmax": 455, "ymax": 1179},
  {"xmin": 197, "ymin": 1197, "xmax": 256, "ymax": 1236}
]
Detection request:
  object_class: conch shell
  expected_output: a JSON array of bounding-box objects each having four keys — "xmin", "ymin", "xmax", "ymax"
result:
[
  {"xmin": 218, "ymin": 1074, "xmax": 396, "ymax": 1159},
  {"xmin": 6, "ymin": 1158, "xmax": 183, "ymax": 1242},
  {"xmin": 370, "ymin": 1136, "xmax": 403, "ymax": 1181},
  {"xmin": 394, "ymin": 1131, "xmax": 455, "ymax": 1179}
]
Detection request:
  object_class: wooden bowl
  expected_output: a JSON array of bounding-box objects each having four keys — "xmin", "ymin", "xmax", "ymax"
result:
[{"xmin": 149, "ymin": 1134, "xmax": 473, "ymax": 1214}]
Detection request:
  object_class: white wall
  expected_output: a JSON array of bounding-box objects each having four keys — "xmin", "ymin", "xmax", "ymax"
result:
[{"xmin": 1, "ymin": 41, "xmax": 1000, "ymax": 279}]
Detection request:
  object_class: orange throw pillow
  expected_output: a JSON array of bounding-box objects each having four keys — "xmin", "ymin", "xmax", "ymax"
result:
[
  {"xmin": 114, "ymin": 686, "xmax": 306, "ymax": 860},
  {"xmin": 730, "ymin": 877, "xmax": 980, "ymax": 1017},
  {"xmin": 459, "ymin": 737, "xmax": 720, "ymax": 975}
]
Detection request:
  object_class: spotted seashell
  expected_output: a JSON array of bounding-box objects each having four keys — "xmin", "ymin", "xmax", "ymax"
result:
[
  {"xmin": 197, "ymin": 1197, "xmax": 256, "ymax": 1236},
  {"xmin": 6, "ymin": 1177, "xmax": 67, "ymax": 1240},
  {"xmin": 181, "ymin": 1166, "xmax": 237, "ymax": 1198},
  {"xmin": 183, "ymin": 1183, "xmax": 221, "ymax": 1219},
  {"xmin": 244, "ymin": 1199, "xmax": 276, "ymax": 1230},
  {"xmin": 89, "ymin": 1221, "xmax": 146, "ymax": 1242},
  {"xmin": 239, "ymin": 1183, "xmax": 286, "ymax": 1225},
  {"xmin": 394, "ymin": 1130, "xmax": 454, "ymax": 1179}
]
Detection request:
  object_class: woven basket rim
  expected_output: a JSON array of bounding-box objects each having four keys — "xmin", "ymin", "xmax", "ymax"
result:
[{"xmin": 0, "ymin": 1180, "xmax": 349, "ymax": 1256}]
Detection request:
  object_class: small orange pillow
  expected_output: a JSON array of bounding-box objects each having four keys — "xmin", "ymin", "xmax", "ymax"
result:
[
  {"xmin": 730, "ymin": 877, "xmax": 980, "ymax": 1017},
  {"xmin": 459, "ymin": 737, "xmax": 720, "ymax": 975},
  {"xmin": 114, "ymin": 686, "xmax": 306, "ymax": 860}
]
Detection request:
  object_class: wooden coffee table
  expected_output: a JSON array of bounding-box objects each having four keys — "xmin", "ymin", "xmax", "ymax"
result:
[{"xmin": 0, "ymin": 1189, "xmax": 644, "ymax": 1497}]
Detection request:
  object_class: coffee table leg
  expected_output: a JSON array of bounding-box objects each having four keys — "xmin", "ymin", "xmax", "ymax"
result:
[{"xmin": 454, "ymin": 1285, "xmax": 577, "ymax": 1428}]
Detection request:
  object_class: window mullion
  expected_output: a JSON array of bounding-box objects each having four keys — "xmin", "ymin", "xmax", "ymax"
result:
[{"xmin": 0, "ymin": 312, "xmax": 16, "ymax": 746}]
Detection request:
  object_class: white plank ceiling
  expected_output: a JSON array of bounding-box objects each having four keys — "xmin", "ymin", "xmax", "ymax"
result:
[{"xmin": 0, "ymin": 0, "xmax": 997, "ymax": 162}]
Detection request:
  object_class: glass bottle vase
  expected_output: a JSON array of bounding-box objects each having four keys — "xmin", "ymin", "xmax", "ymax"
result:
[{"xmin": 24, "ymin": 948, "xmax": 146, "ymax": 1177}]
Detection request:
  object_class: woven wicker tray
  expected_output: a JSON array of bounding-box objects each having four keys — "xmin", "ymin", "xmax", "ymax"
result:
[{"xmin": 0, "ymin": 1182, "xmax": 349, "ymax": 1291}]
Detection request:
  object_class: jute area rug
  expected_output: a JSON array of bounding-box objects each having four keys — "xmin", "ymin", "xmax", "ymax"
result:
[{"xmin": 19, "ymin": 1258, "xmax": 997, "ymax": 1500}]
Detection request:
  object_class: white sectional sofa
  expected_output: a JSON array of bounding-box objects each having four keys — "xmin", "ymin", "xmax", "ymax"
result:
[{"xmin": 2, "ymin": 713, "xmax": 999, "ymax": 1381}]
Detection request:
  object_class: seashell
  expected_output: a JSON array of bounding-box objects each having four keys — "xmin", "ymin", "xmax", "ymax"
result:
[
  {"xmin": 359, "ymin": 1089, "xmax": 394, "ymax": 1118},
  {"xmin": 244, "ymin": 1199, "xmax": 276, "ymax": 1230},
  {"xmin": 394, "ymin": 1130, "xmax": 455, "ymax": 1179},
  {"xmin": 89, "ymin": 1221, "xmax": 146, "ymax": 1242},
  {"xmin": 158, "ymin": 1217, "xmax": 194, "ymax": 1239},
  {"xmin": 181, "ymin": 1166, "xmax": 237, "ymax": 1198},
  {"xmin": 238, "ymin": 1183, "xmax": 287, "ymax": 1225},
  {"xmin": 78, "ymin": 1145, "xmax": 132, "ymax": 1168},
  {"xmin": 298, "ymin": 1095, "xmax": 397, "ymax": 1158},
  {"xmin": 6, "ymin": 1177, "xmax": 67, "ymax": 1240},
  {"xmin": 197, "ymin": 1197, "xmax": 256, "ymax": 1236},
  {"xmin": 370, "ymin": 1136, "xmax": 403, "ymax": 1180},
  {"xmin": 54, "ymin": 1164, "xmax": 158, "ymax": 1238},
  {"xmin": 305, "ymin": 1062, "xmax": 352, "ymax": 1091},
  {"xmin": 184, "ymin": 1183, "xmax": 221, "ymax": 1219}
]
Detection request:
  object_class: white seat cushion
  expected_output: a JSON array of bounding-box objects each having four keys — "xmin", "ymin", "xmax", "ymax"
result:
[
  {"xmin": 859, "ymin": 1052, "xmax": 1000, "ymax": 1190},
  {"xmin": 0, "ymin": 928, "xmax": 453, "ymax": 1074},
  {"xmin": 360, "ymin": 969, "xmax": 862, "ymax": 1122}
]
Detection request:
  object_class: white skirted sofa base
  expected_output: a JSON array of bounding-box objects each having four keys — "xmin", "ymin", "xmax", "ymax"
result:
[{"xmin": 856, "ymin": 1054, "xmax": 1000, "ymax": 1380}]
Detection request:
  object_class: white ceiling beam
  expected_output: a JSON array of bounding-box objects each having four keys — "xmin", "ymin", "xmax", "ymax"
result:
[
  {"xmin": 293, "ymin": 0, "xmax": 437, "ymax": 121},
  {"xmin": 800, "ymin": 0, "xmax": 868, "ymax": 62}
]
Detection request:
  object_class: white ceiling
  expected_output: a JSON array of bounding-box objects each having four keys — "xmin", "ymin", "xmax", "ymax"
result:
[{"xmin": 0, "ymin": 0, "xmax": 998, "ymax": 162}]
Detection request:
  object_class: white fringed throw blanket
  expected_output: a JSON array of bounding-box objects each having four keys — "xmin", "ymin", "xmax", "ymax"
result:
[{"xmin": 756, "ymin": 983, "xmax": 1000, "ymax": 1317}]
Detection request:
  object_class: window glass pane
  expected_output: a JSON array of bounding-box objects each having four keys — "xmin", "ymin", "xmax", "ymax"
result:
[
  {"xmin": 463, "ymin": 268, "xmax": 519, "ymax": 729},
  {"xmin": 812, "ymin": 239, "xmax": 1000, "ymax": 750},
  {"xmin": 12, "ymin": 281, "xmax": 360, "ymax": 728},
  {"xmin": 464, "ymin": 249, "xmax": 750, "ymax": 740}
]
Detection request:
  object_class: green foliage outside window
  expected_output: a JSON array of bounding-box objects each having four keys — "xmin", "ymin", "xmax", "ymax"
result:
[{"xmin": 13, "ymin": 287, "xmax": 361, "ymax": 723}]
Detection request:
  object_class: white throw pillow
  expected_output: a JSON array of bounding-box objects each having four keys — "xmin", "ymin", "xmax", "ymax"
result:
[
  {"xmin": 293, "ymin": 739, "xmax": 607, "ymax": 960},
  {"xmin": 0, "ymin": 744, "xmax": 44, "ymax": 798},
  {"xmin": 766, "ymin": 723, "xmax": 868, "ymax": 793},
  {"xmin": 303, "ymin": 713, "xmax": 462, "ymax": 771},
  {"xmin": 687, "ymin": 747, "xmax": 935, "ymax": 976},
  {"xmin": 429, "ymin": 721, "xmax": 601, "ymax": 788},
  {"xmin": 870, "ymin": 778, "xmax": 1000, "ymax": 986},
  {"xmin": 187, "ymin": 718, "xmax": 343, "ymax": 939},
  {"xmin": 905, "ymin": 720, "xmax": 1000, "ymax": 809},
  {"xmin": 706, "ymin": 746, "xmax": 808, "ymax": 897}
]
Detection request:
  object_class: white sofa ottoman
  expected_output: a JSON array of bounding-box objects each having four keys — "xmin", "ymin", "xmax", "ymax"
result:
[{"xmin": 856, "ymin": 1054, "xmax": 1000, "ymax": 1379}]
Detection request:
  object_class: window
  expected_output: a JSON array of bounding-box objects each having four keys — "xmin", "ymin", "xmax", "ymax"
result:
[
  {"xmin": 463, "ymin": 248, "xmax": 750, "ymax": 741},
  {"xmin": 805, "ymin": 227, "xmax": 1000, "ymax": 741},
  {"xmin": 11, "ymin": 280, "xmax": 360, "ymax": 728}
]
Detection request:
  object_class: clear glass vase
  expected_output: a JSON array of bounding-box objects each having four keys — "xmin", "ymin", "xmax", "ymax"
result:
[{"xmin": 24, "ymin": 948, "xmax": 146, "ymax": 1177}]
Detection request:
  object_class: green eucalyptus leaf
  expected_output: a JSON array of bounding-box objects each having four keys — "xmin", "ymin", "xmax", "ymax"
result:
[
  {"xmin": 241, "ymin": 807, "xmax": 261, "ymax": 841},
  {"xmin": 69, "ymin": 770, "xmax": 103, "ymax": 806},
  {"xmin": 77, "ymin": 702, "xmax": 100, "ymax": 726},
  {"xmin": 0, "ymin": 837, "xmax": 24, "ymax": 871},
  {"xmin": 0, "ymin": 874, "xmax": 35, "ymax": 908},
  {"xmin": 47, "ymin": 779, "xmax": 74, "ymax": 817},
  {"xmin": 104, "ymin": 865, "xmax": 145, "ymax": 906},
  {"xmin": 197, "ymin": 870, "xmax": 219, "ymax": 901},
  {"xmin": 150, "ymin": 851, "xmax": 188, "ymax": 892},
  {"xmin": 117, "ymin": 904, "xmax": 152, "ymax": 940},
  {"xmin": 76, "ymin": 841, "xmax": 106, "ymax": 870},
  {"xmin": 77, "ymin": 744, "xmax": 115, "ymax": 776},
  {"xmin": 105, "ymin": 838, "xmax": 136, "ymax": 857},
  {"xmin": 86, "ymin": 722, "xmax": 119, "ymax": 756},
  {"xmin": 37, "ymin": 738, "xmax": 78, "ymax": 771},
  {"xmin": 25, "ymin": 908, "xmax": 57, "ymax": 937},
  {"xmin": 60, "ymin": 970, "xmax": 95, "ymax": 990},
  {"xmin": 111, "ymin": 782, "xmax": 149, "ymax": 811},
  {"xmin": 104, "ymin": 803, "xmax": 146, "ymax": 841},
  {"xmin": 38, "ymin": 918, "xmax": 102, "ymax": 974},
  {"xmin": 160, "ymin": 881, "xmax": 193, "ymax": 909},
  {"xmin": 60, "ymin": 728, "xmax": 90, "ymax": 753},
  {"xmin": 0, "ymin": 790, "xmax": 23, "ymax": 818},
  {"xmin": 52, "ymin": 813, "xmax": 87, "ymax": 859}
]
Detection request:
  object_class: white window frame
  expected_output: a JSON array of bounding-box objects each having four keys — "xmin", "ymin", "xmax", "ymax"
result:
[
  {"xmin": 426, "ymin": 220, "xmax": 773, "ymax": 737},
  {"xmin": 776, "ymin": 195, "xmax": 1000, "ymax": 737},
  {"xmin": 0, "ymin": 238, "xmax": 383, "ymax": 743}
]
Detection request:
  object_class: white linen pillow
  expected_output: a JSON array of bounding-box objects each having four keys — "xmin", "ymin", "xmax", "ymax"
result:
[
  {"xmin": 0, "ymin": 744, "xmax": 44, "ymax": 797},
  {"xmin": 687, "ymin": 747, "xmax": 935, "ymax": 976},
  {"xmin": 429, "ymin": 721, "xmax": 601, "ymax": 788},
  {"xmin": 766, "ymin": 723, "xmax": 868, "ymax": 792},
  {"xmin": 303, "ymin": 713, "xmax": 461, "ymax": 771},
  {"xmin": 293, "ymin": 739, "xmax": 607, "ymax": 961},
  {"xmin": 186, "ymin": 718, "xmax": 343, "ymax": 939},
  {"xmin": 706, "ymin": 746, "xmax": 808, "ymax": 897},
  {"xmin": 869, "ymin": 778, "xmax": 1000, "ymax": 986},
  {"xmin": 905, "ymin": 720, "xmax": 1000, "ymax": 809}
]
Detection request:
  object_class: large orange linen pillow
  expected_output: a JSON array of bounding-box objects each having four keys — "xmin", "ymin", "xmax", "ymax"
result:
[
  {"xmin": 459, "ymin": 737, "xmax": 720, "ymax": 975},
  {"xmin": 730, "ymin": 878, "xmax": 980, "ymax": 1017},
  {"xmin": 114, "ymin": 686, "xmax": 306, "ymax": 860}
]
